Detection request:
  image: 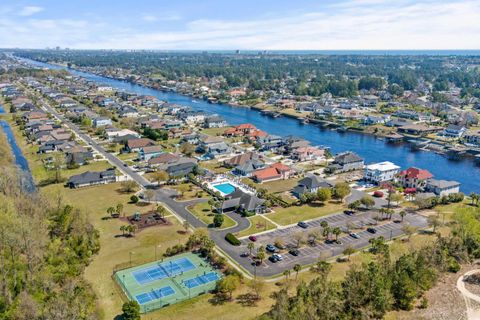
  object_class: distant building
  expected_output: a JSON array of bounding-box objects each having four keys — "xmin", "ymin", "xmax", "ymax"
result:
[
  {"xmin": 66, "ymin": 168, "xmax": 116, "ymax": 188},
  {"xmin": 397, "ymin": 167, "xmax": 433, "ymax": 189},
  {"xmin": 426, "ymin": 179, "xmax": 460, "ymax": 196}
]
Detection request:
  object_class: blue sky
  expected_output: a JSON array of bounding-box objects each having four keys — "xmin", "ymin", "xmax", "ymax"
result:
[{"xmin": 1, "ymin": 0, "xmax": 479, "ymax": 49}]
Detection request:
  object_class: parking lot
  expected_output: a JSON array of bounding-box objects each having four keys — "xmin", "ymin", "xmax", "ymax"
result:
[{"xmin": 234, "ymin": 210, "xmax": 428, "ymax": 276}]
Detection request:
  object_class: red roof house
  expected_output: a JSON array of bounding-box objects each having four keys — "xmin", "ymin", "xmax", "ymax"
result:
[{"xmin": 397, "ymin": 167, "xmax": 433, "ymax": 189}]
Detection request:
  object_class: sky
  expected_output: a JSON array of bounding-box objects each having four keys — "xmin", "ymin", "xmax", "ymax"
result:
[{"xmin": 0, "ymin": 0, "xmax": 479, "ymax": 50}]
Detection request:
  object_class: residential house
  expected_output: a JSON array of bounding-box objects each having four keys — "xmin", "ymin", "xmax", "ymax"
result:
[
  {"xmin": 256, "ymin": 134, "xmax": 284, "ymax": 152},
  {"xmin": 364, "ymin": 161, "xmax": 400, "ymax": 184},
  {"xmin": 204, "ymin": 115, "xmax": 227, "ymax": 128},
  {"xmin": 426, "ymin": 179, "xmax": 461, "ymax": 196},
  {"xmin": 125, "ymin": 138, "xmax": 156, "ymax": 152},
  {"xmin": 441, "ymin": 124, "xmax": 466, "ymax": 138},
  {"xmin": 291, "ymin": 146, "xmax": 325, "ymax": 162},
  {"xmin": 93, "ymin": 117, "xmax": 112, "ymax": 128},
  {"xmin": 328, "ymin": 152, "xmax": 364, "ymax": 173},
  {"xmin": 139, "ymin": 145, "xmax": 163, "ymax": 161},
  {"xmin": 66, "ymin": 168, "xmax": 116, "ymax": 188},
  {"xmin": 166, "ymin": 161, "xmax": 197, "ymax": 178},
  {"xmin": 252, "ymin": 163, "xmax": 294, "ymax": 183},
  {"xmin": 464, "ymin": 131, "xmax": 480, "ymax": 146},
  {"xmin": 397, "ymin": 167, "xmax": 433, "ymax": 189},
  {"xmin": 363, "ymin": 115, "xmax": 390, "ymax": 125},
  {"xmin": 292, "ymin": 175, "xmax": 333, "ymax": 198},
  {"xmin": 397, "ymin": 124, "xmax": 441, "ymax": 136},
  {"xmin": 147, "ymin": 153, "xmax": 181, "ymax": 168}
]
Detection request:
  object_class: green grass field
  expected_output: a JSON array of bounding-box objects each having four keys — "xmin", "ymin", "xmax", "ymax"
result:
[
  {"xmin": 266, "ymin": 201, "xmax": 345, "ymax": 226},
  {"xmin": 236, "ymin": 215, "xmax": 277, "ymax": 238},
  {"xmin": 115, "ymin": 252, "xmax": 221, "ymax": 313},
  {"xmin": 188, "ymin": 202, "xmax": 236, "ymax": 229}
]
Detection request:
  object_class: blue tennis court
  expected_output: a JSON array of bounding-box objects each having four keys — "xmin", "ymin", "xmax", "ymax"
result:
[
  {"xmin": 183, "ymin": 272, "xmax": 220, "ymax": 289},
  {"xmin": 132, "ymin": 257, "xmax": 196, "ymax": 285},
  {"xmin": 135, "ymin": 286, "xmax": 175, "ymax": 305}
]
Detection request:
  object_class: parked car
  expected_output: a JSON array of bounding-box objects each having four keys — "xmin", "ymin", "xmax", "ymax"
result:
[
  {"xmin": 240, "ymin": 252, "xmax": 249, "ymax": 257},
  {"xmin": 344, "ymin": 210, "xmax": 355, "ymax": 215},
  {"xmin": 325, "ymin": 239, "xmax": 335, "ymax": 244},
  {"xmin": 289, "ymin": 249, "xmax": 300, "ymax": 256},
  {"xmin": 373, "ymin": 191, "xmax": 384, "ymax": 198},
  {"xmin": 349, "ymin": 232, "xmax": 360, "ymax": 239},
  {"xmin": 367, "ymin": 227, "xmax": 377, "ymax": 234},
  {"xmin": 297, "ymin": 221, "xmax": 308, "ymax": 228},
  {"xmin": 248, "ymin": 235, "xmax": 257, "ymax": 242},
  {"xmin": 266, "ymin": 244, "xmax": 278, "ymax": 253},
  {"xmin": 273, "ymin": 253, "xmax": 283, "ymax": 261}
]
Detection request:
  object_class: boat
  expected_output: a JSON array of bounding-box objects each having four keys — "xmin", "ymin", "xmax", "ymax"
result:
[{"xmin": 336, "ymin": 126, "xmax": 347, "ymax": 133}]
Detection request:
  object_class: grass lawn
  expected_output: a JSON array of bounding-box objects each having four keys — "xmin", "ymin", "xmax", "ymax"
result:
[
  {"xmin": 168, "ymin": 182, "xmax": 209, "ymax": 200},
  {"xmin": 200, "ymin": 159, "xmax": 230, "ymax": 174},
  {"xmin": 188, "ymin": 202, "xmax": 236, "ymax": 229},
  {"xmin": 262, "ymin": 178, "xmax": 300, "ymax": 194},
  {"xmin": 267, "ymin": 201, "xmax": 346, "ymax": 226},
  {"xmin": 40, "ymin": 183, "xmax": 190, "ymax": 320},
  {"xmin": 201, "ymin": 127, "xmax": 230, "ymax": 136},
  {"xmin": 236, "ymin": 215, "xmax": 277, "ymax": 238}
]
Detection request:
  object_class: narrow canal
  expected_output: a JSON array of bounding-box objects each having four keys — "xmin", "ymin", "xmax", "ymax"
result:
[{"xmin": 21, "ymin": 58, "xmax": 480, "ymax": 194}]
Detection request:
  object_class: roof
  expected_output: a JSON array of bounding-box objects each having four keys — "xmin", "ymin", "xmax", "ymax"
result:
[
  {"xmin": 147, "ymin": 153, "xmax": 180, "ymax": 165},
  {"xmin": 252, "ymin": 167, "xmax": 281, "ymax": 181},
  {"xmin": 398, "ymin": 167, "xmax": 433, "ymax": 180},
  {"xmin": 269, "ymin": 162, "xmax": 292, "ymax": 172},
  {"xmin": 141, "ymin": 145, "xmax": 163, "ymax": 154},
  {"xmin": 67, "ymin": 168, "xmax": 115, "ymax": 185},
  {"xmin": 127, "ymin": 138, "xmax": 155, "ymax": 149},
  {"xmin": 365, "ymin": 161, "xmax": 400, "ymax": 172},
  {"xmin": 225, "ymin": 152, "xmax": 260, "ymax": 166},
  {"xmin": 427, "ymin": 179, "xmax": 460, "ymax": 189},
  {"xmin": 297, "ymin": 175, "xmax": 333, "ymax": 190},
  {"xmin": 335, "ymin": 152, "xmax": 363, "ymax": 164}
]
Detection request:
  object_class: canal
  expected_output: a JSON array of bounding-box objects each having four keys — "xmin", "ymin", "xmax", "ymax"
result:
[{"xmin": 22, "ymin": 58, "xmax": 480, "ymax": 194}]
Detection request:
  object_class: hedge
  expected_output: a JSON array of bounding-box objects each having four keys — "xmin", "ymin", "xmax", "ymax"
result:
[{"xmin": 225, "ymin": 233, "xmax": 241, "ymax": 246}]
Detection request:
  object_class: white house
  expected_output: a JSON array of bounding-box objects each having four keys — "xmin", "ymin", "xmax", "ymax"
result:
[
  {"xmin": 426, "ymin": 179, "xmax": 460, "ymax": 196},
  {"xmin": 93, "ymin": 117, "xmax": 112, "ymax": 128},
  {"xmin": 364, "ymin": 161, "xmax": 400, "ymax": 184}
]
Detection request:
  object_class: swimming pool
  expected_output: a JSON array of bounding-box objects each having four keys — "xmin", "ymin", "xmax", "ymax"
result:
[{"xmin": 213, "ymin": 183, "xmax": 236, "ymax": 195}]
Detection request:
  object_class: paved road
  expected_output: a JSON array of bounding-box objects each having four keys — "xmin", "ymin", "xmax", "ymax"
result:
[{"xmin": 35, "ymin": 91, "xmax": 427, "ymax": 278}]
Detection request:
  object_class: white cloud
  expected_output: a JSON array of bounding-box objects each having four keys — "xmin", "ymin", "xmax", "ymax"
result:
[
  {"xmin": 1, "ymin": 0, "xmax": 480, "ymax": 49},
  {"xmin": 19, "ymin": 6, "xmax": 43, "ymax": 17}
]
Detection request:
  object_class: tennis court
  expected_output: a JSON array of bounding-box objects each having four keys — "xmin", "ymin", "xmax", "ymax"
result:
[
  {"xmin": 184, "ymin": 272, "xmax": 220, "ymax": 289},
  {"xmin": 114, "ymin": 253, "xmax": 222, "ymax": 313}
]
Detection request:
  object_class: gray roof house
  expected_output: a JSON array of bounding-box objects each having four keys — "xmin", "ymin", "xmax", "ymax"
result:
[
  {"xmin": 166, "ymin": 161, "xmax": 196, "ymax": 178},
  {"xmin": 328, "ymin": 152, "xmax": 364, "ymax": 173},
  {"xmin": 67, "ymin": 168, "xmax": 116, "ymax": 188},
  {"xmin": 292, "ymin": 175, "xmax": 334, "ymax": 198},
  {"xmin": 426, "ymin": 179, "xmax": 460, "ymax": 196},
  {"xmin": 221, "ymin": 189, "xmax": 266, "ymax": 214}
]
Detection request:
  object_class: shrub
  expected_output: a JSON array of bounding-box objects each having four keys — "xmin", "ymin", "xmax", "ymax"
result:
[
  {"xmin": 225, "ymin": 233, "xmax": 241, "ymax": 246},
  {"xmin": 213, "ymin": 214, "xmax": 224, "ymax": 227},
  {"xmin": 447, "ymin": 258, "xmax": 460, "ymax": 273},
  {"xmin": 130, "ymin": 195, "xmax": 139, "ymax": 203}
]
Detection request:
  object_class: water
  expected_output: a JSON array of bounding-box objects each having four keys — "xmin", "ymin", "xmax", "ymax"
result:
[
  {"xmin": 21, "ymin": 58, "xmax": 480, "ymax": 194},
  {"xmin": 0, "ymin": 119, "xmax": 36, "ymax": 193}
]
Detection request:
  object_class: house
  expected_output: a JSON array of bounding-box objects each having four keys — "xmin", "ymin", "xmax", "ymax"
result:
[
  {"xmin": 426, "ymin": 179, "xmax": 461, "ymax": 196},
  {"xmin": 225, "ymin": 152, "xmax": 265, "ymax": 176},
  {"xmin": 328, "ymin": 152, "xmax": 364, "ymax": 173},
  {"xmin": 166, "ymin": 161, "xmax": 197, "ymax": 178},
  {"xmin": 179, "ymin": 111, "xmax": 206, "ymax": 124},
  {"xmin": 66, "ymin": 168, "xmax": 116, "ymax": 188},
  {"xmin": 93, "ymin": 117, "xmax": 112, "ymax": 128},
  {"xmin": 139, "ymin": 145, "xmax": 163, "ymax": 161},
  {"xmin": 65, "ymin": 149, "xmax": 93, "ymax": 166},
  {"xmin": 106, "ymin": 128, "xmax": 141, "ymax": 141},
  {"xmin": 204, "ymin": 115, "xmax": 227, "ymax": 128},
  {"xmin": 252, "ymin": 163, "xmax": 294, "ymax": 183},
  {"xmin": 291, "ymin": 146, "xmax": 325, "ymax": 162},
  {"xmin": 125, "ymin": 138, "xmax": 156, "ymax": 152},
  {"xmin": 464, "ymin": 131, "xmax": 480, "ymax": 146},
  {"xmin": 224, "ymin": 123, "xmax": 257, "ymax": 137},
  {"xmin": 292, "ymin": 175, "xmax": 333, "ymax": 198},
  {"xmin": 364, "ymin": 161, "xmax": 400, "ymax": 184},
  {"xmin": 398, "ymin": 124, "xmax": 441, "ymax": 136},
  {"xmin": 363, "ymin": 115, "xmax": 390, "ymax": 125},
  {"xmin": 256, "ymin": 134, "xmax": 284, "ymax": 152},
  {"xmin": 221, "ymin": 189, "xmax": 266, "ymax": 214},
  {"xmin": 198, "ymin": 136, "xmax": 231, "ymax": 158},
  {"xmin": 397, "ymin": 167, "xmax": 433, "ymax": 189},
  {"xmin": 147, "ymin": 152, "xmax": 181, "ymax": 168},
  {"xmin": 441, "ymin": 124, "xmax": 466, "ymax": 138}
]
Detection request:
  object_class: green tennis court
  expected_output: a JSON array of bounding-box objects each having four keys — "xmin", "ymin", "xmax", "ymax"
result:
[{"xmin": 114, "ymin": 252, "xmax": 222, "ymax": 313}]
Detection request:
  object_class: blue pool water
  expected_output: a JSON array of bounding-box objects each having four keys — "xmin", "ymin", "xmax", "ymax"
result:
[{"xmin": 213, "ymin": 183, "xmax": 236, "ymax": 195}]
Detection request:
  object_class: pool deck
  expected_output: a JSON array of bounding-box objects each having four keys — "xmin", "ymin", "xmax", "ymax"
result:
[{"xmin": 114, "ymin": 252, "xmax": 222, "ymax": 313}]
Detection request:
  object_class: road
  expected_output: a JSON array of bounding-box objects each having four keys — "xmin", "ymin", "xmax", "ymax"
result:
[{"xmin": 35, "ymin": 92, "xmax": 427, "ymax": 278}]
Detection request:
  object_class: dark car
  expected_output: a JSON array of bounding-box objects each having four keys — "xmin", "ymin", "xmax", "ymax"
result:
[
  {"xmin": 367, "ymin": 227, "xmax": 377, "ymax": 234},
  {"xmin": 325, "ymin": 239, "xmax": 335, "ymax": 244},
  {"xmin": 344, "ymin": 210, "xmax": 355, "ymax": 215},
  {"xmin": 248, "ymin": 235, "xmax": 257, "ymax": 242},
  {"xmin": 289, "ymin": 249, "xmax": 300, "ymax": 256},
  {"xmin": 266, "ymin": 244, "xmax": 278, "ymax": 253},
  {"xmin": 297, "ymin": 221, "xmax": 308, "ymax": 228}
]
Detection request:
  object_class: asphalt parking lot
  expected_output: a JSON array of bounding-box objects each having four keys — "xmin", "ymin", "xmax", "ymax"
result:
[{"xmin": 232, "ymin": 210, "xmax": 427, "ymax": 276}]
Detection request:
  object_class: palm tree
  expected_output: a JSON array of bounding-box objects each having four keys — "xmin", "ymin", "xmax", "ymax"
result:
[
  {"xmin": 332, "ymin": 227, "xmax": 341, "ymax": 241},
  {"xmin": 257, "ymin": 250, "xmax": 265, "ymax": 265},
  {"xmin": 116, "ymin": 203, "xmax": 124, "ymax": 218},
  {"xmin": 183, "ymin": 220, "xmax": 190, "ymax": 233},
  {"xmin": 107, "ymin": 206, "xmax": 115, "ymax": 218},
  {"xmin": 247, "ymin": 242, "xmax": 255, "ymax": 256},
  {"xmin": 293, "ymin": 264, "xmax": 301, "ymax": 280},
  {"xmin": 470, "ymin": 192, "xmax": 479, "ymax": 206},
  {"xmin": 399, "ymin": 210, "xmax": 406, "ymax": 222},
  {"xmin": 322, "ymin": 226, "xmax": 331, "ymax": 241},
  {"xmin": 120, "ymin": 225, "xmax": 126, "ymax": 236},
  {"xmin": 283, "ymin": 269, "xmax": 291, "ymax": 282}
]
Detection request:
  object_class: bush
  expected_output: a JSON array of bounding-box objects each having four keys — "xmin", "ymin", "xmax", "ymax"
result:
[
  {"xmin": 447, "ymin": 258, "xmax": 461, "ymax": 273},
  {"xmin": 122, "ymin": 301, "xmax": 140, "ymax": 320},
  {"xmin": 213, "ymin": 214, "xmax": 224, "ymax": 227},
  {"xmin": 225, "ymin": 233, "xmax": 241, "ymax": 246},
  {"xmin": 130, "ymin": 195, "xmax": 139, "ymax": 203}
]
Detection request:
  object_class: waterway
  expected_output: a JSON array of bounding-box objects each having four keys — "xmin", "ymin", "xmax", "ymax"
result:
[
  {"xmin": 22, "ymin": 58, "xmax": 480, "ymax": 194},
  {"xmin": 0, "ymin": 108, "xmax": 36, "ymax": 192}
]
